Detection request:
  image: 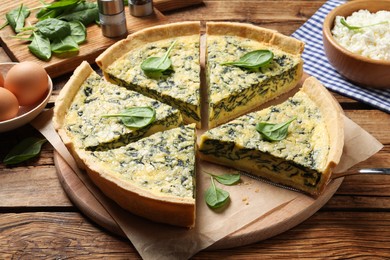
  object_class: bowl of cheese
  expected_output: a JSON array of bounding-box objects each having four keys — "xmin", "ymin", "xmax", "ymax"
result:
[{"xmin": 323, "ymin": 0, "xmax": 390, "ymax": 89}]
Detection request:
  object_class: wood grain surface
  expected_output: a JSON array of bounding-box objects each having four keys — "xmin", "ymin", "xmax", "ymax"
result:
[{"xmin": 1, "ymin": 0, "xmax": 390, "ymax": 259}]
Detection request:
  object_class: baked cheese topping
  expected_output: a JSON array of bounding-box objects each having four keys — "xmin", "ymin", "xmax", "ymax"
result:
[
  {"xmin": 104, "ymin": 35, "xmax": 201, "ymax": 125},
  {"xmin": 86, "ymin": 124, "xmax": 196, "ymax": 198},
  {"xmin": 207, "ymin": 35, "xmax": 302, "ymax": 127},
  {"xmin": 63, "ymin": 71, "xmax": 183, "ymax": 150},
  {"xmin": 199, "ymin": 90, "xmax": 330, "ymax": 190}
]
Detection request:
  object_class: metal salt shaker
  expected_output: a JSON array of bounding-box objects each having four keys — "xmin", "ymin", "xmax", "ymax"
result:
[
  {"xmin": 98, "ymin": 0, "xmax": 127, "ymax": 38},
  {"xmin": 129, "ymin": 0, "xmax": 153, "ymax": 17}
]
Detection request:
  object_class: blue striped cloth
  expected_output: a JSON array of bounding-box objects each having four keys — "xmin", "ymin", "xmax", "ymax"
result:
[{"xmin": 291, "ymin": 0, "xmax": 390, "ymax": 113}]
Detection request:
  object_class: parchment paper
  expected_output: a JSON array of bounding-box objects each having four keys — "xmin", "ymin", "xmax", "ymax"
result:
[{"xmin": 31, "ymin": 109, "xmax": 383, "ymax": 260}]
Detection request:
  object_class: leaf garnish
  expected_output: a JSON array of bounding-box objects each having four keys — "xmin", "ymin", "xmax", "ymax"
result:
[
  {"xmin": 141, "ymin": 40, "xmax": 177, "ymax": 78},
  {"xmin": 256, "ymin": 117, "xmax": 297, "ymax": 142},
  {"xmin": 102, "ymin": 107, "xmax": 156, "ymax": 129},
  {"xmin": 221, "ymin": 49, "xmax": 274, "ymax": 71}
]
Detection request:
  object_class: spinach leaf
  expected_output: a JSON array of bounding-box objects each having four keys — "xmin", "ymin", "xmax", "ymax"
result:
[
  {"xmin": 69, "ymin": 21, "xmax": 86, "ymax": 44},
  {"xmin": 36, "ymin": 0, "xmax": 80, "ymax": 20},
  {"xmin": 102, "ymin": 107, "xmax": 156, "ymax": 129},
  {"xmin": 36, "ymin": 18, "xmax": 71, "ymax": 40},
  {"xmin": 205, "ymin": 176, "xmax": 230, "ymax": 209},
  {"xmin": 256, "ymin": 116, "xmax": 297, "ymax": 142},
  {"xmin": 3, "ymin": 137, "xmax": 47, "ymax": 165},
  {"xmin": 340, "ymin": 18, "xmax": 388, "ymax": 31},
  {"xmin": 51, "ymin": 35, "xmax": 79, "ymax": 54},
  {"xmin": 5, "ymin": 4, "xmax": 30, "ymax": 33},
  {"xmin": 205, "ymin": 171, "xmax": 241, "ymax": 185},
  {"xmin": 57, "ymin": 2, "xmax": 99, "ymax": 26},
  {"xmin": 141, "ymin": 40, "xmax": 177, "ymax": 78},
  {"xmin": 28, "ymin": 32, "xmax": 52, "ymax": 60},
  {"xmin": 221, "ymin": 50, "xmax": 274, "ymax": 70}
]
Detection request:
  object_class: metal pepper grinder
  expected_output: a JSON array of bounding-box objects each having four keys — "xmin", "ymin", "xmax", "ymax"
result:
[
  {"xmin": 98, "ymin": 0, "xmax": 128, "ymax": 38},
  {"xmin": 129, "ymin": 0, "xmax": 154, "ymax": 17}
]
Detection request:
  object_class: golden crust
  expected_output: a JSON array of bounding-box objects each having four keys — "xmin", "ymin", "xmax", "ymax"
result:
[
  {"xmin": 301, "ymin": 76, "xmax": 344, "ymax": 195},
  {"xmin": 53, "ymin": 61, "xmax": 94, "ymax": 169},
  {"xmin": 76, "ymin": 147, "xmax": 196, "ymax": 228},
  {"xmin": 206, "ymin": 22, "xmax": 305, "ymax": 55},
  {"xmin": 96, "ymin": 21, "xmax": 201, "ymax": 72}
]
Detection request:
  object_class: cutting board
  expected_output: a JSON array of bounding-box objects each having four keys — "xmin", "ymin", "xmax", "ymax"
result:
[
  {"xmin": 0, "ymin": 0, "xmax": 203, "ymax": 78},
  {"xmin": 54, "ymin": 151, "xmax": 343, "ymax": 249}
]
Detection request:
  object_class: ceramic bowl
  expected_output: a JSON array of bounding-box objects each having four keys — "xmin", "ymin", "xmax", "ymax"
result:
[
  {"xmin": 323, "ymin": 0, "xmax": 390, "ymax": 88},
  {"xmin": 0, "ymin": 62, "xmax": 53, "ymax": 133}
]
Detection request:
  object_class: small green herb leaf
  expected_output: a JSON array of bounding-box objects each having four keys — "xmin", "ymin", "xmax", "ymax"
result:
[
  {"xmin": 36, "ymin": 18, "xmax": 71, "ymax": 40},
  {"xmin": 256, "ymin": 117, "xmax": 297, "ymax": 142},
  {"xmin": 102, "ymin": 107, "xmax": 156, "ymax": 129},
  {"xmin": 56, "ymin": 2, "xmax": 99, "ymax": 26},
  {"xmin": 221, "ymin": 50, "xmax": 274, "ymax": 70},
  {"xmin": 5, "ymin": 4, "xmax": 30, "ymax": 33},
  {"xmin": 340, "ymin": 18, "xmax": 389, "ymax": 31},
  {"xmin": 141, "ymin": 40, "xmax": 177, "ymax": 78},
  {"xmin": 3, "ymin": 137, "xmax": 47, "ymax": 165},
  {"xmin": 205, "ymin": 177, "xmax": 230, "ymax": 209},
  {"xmin": 205, "ymin": 171, "xmax": 241, "ymax": 186},
  {"xmin": 69, "ymin": 21, "xmax": 86, "ymax": 44},
  {"xmin": 51, "ymin": 35, "xmax": 79, "ymax": 54},
  {"xmin": 28, "ymin": 32, "xmax": 52, "ymax": 60}
]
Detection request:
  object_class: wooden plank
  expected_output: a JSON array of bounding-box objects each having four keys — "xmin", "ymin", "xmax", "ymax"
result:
[{"xmin": 0, "ymin": 211, "xmax": 389, "ymax": 258}]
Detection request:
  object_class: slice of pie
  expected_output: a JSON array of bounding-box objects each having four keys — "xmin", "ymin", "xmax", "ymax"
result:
[
  {"xmin": 96, "ymin": 21, "xmax": 202, "ymax": 128},
  {"xmin": 206, "ymin": 22, "xmax": 305, "ymax": 128},
  {"xmin": 53, "ymin": 61, "xmax": 183, "ymax": 168},
  {"xmin": 76, "ymin": 124, "xmax": 197, "ymax": 228},
  {"xmin": 198, "ymin": 77, "xmax": 344, "ymax": 196}
]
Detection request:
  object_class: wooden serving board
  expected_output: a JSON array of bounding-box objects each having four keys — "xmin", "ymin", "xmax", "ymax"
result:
[
  {"xmin": 0, "ymin": 0, "xmax": 203, "ymax": 78},
  {"xmin": 54, "ymin": 150, "xmax": 343, "ymax": 250}
]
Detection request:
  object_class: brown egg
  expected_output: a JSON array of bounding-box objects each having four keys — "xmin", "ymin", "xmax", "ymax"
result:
[
  {"xmin": 4, "ymin": 61, "xmax": 48, "ymax": 106},
  {"xmin": 0, "ymin": 87, "xmax": 19, "ymax": 121}
]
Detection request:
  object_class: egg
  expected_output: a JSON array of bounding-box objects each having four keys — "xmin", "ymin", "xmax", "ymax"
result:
[
  {"xmin": 0, "ymin": 87, "xmax": 19, "ymax": 121},
  {"xmin": 4, "ymin": 61, "xmax": 48, "ymax": 106}
]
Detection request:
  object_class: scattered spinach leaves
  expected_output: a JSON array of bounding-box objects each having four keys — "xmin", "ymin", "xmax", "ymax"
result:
[
  {"xmin": 141, "ymin": 40, "xmax": 177, "ymax": 78},
  {"xmin": 3, "ymin": 137, "xmax": 47, "ymax": 165},
  {"xmin": 4, "ymin": 4, "xmax": 30, "ymax": 33},
  {"xmin": 221, "ymin": 50, "xmax": 274, "ymax": 71},
  {"xmin": 204, "ymin": 172, "xmax": 241, "ymax": 209},
  {"xmin": 51, "ymin": 35, "xmax": 79, "ymax": 54},
  {"xmin": 205, "ymin": 171, "xmax": 241, "ymax": 185},
  {"xmin": 1, "ymin": 0, "xmax": 98, "ymax": 60},
  {"xmin": 35, "ymin": 18, "xmax": 71, "ymax": 40},
  {"xmin": 69, "ymin": 21, "xmax": 86, "ymax": 44},
  {"xmin": 256, "ymin": 116, "xmax": 297, "ymax": 142},
  {"xmin": 205, "ymin": 176, "xmax": 230, "ymax": 209},
  {"xmin": 28, "ymin": 32, "xmax": 52, "ymax": 60},
  {"xmin": 102, "ymin": 107, "xmax": 156, "ymax": 129}
]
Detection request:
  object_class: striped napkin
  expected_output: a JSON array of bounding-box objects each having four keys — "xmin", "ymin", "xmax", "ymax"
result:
[{"xmin": 291, "ymin": 0, "xmax": 390, "ymax": 114}]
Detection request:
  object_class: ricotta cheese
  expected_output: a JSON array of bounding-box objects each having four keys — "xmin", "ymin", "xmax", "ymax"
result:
[{"xmin": 332, "ymin": 10, "xmax": 390, "ymax": 61}]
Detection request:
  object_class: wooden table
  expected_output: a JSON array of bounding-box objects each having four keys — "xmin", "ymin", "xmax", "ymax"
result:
[{"xmin": 1, "ymin": 1, "xmax": 390, "ymax": 258}]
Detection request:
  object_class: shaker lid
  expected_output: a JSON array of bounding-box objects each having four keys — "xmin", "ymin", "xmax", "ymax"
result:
[{"xmin": 98, "ymin": 0, "xmax": 124, "ymax": 15}]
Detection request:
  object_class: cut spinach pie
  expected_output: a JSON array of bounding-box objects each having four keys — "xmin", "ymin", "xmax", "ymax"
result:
[
  {"xmin": 198, "ymin": 77, "xmax": 344, "ymax": 196},
  {"xmin": 206, "ymin": 22, "xmax": 304, "ymax": 128},
  {"xmin": 96, "ymin": 21, "xmax": 202, "ymax": 128}
]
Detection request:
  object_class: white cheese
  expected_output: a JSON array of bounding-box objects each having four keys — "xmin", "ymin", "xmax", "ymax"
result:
[{"xmin": 332, "ymin": 10, "xmax": 390, "ymax": 61}]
